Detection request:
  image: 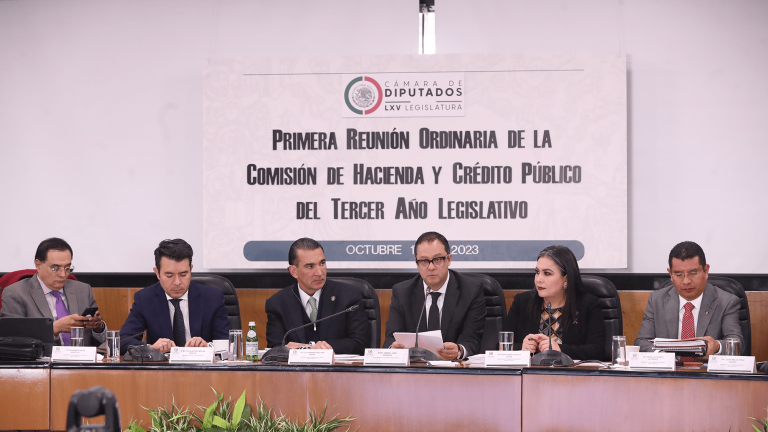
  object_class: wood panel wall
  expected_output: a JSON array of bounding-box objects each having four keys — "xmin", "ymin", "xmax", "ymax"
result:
[{"xmin": 92, "ymin": 288, "xmax": 768, "ymax": 361}]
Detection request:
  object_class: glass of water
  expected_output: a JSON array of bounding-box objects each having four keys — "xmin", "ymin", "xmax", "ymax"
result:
[
  {"xmin": 612, "ymin": 335, "xmax": 627, "ymax": 366},
  {"xmin": 229, "ymin": 329, "xmax": 243, "ymax": 361},
  {"xmin": 724, "ymin": 338, "xmax": 740, "ymax": 356},
  {"xmin": 106, "ymin": 331, "xmax": 120, "ymax": 361},
  {"xmin": 499, "ymin": 331, "xmax": 514, "ymax": 351},
  {"xmin": 70, "ymin": 327, "xmax": 85, "ymax": 347}
]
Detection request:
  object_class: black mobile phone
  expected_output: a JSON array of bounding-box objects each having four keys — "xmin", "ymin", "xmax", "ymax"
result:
[{"xmin": 81, "ymin": 307, "xmax": 99, "ymax": 317}]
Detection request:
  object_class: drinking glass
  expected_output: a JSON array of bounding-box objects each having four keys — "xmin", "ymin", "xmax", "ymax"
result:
[
  {"xmin": 70, "ymin": 327, "xmax": 85, "ymax": 347},
  {"xmin": 724, "ymin": 338, "xmax": 740, "ymax": 356},
  {"xmin": 499, "ymin": 332, "xmax": 514, "ymax": 351},
  {"xmin": 611, "ymin": 335, "xmax": 627, "ymax": 366},
  {"xmin": 106, "ymin": 331, "xmax": 120, "ymax": 361},
  {"xmin": 229, "ymin": 330, "xmax": 243, "ymax": 361}
]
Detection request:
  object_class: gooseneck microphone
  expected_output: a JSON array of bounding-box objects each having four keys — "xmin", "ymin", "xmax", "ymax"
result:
[
  {"xmin": 408, "ymin": 288, "xmax": 439, "ymax": 363},
  {"xmin": 261, "ymin": 305, "xmax": 359, "ymax": 363},
  {"xmin": 530, "ymin": 301, "xmax": 574, "ymax": 366}
]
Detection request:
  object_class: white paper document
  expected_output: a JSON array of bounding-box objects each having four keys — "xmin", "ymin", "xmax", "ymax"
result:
[{"xmin": 394, "ymin": 330, "xmax": 444, "ymax": 358}]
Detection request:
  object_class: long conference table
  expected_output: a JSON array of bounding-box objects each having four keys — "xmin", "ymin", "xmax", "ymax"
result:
[{"xmin": 2, "ymin": 359, "xmax": 767, "ymax": 432}]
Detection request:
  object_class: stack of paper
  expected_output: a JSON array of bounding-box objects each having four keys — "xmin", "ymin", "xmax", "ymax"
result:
[
  {"xmin": 652, "ymin": 338, "xmax": 707, "ymax": 356},
  {"xmin": 466, "ymin": 354, "xmax": 486, "ymax": 365}
]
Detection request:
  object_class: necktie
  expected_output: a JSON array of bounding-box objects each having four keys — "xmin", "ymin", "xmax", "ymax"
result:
[
  {"xmin": 308, "ymin": 296, "xmax": 318, "ymax": 322},
  {"xmin": 50, "ymin": 291, "xmax": 71, "ymax": 346},
  {"xmin": 427, "ymin": 292, "xmax": 441, "ymax": 332},
  {"xmin": 680, "ymin": 302, "xmax": 695, "ymax": 362},
  {"xmin": 170, "ymin": 299, "xmax": 186, "ymax": 347}
]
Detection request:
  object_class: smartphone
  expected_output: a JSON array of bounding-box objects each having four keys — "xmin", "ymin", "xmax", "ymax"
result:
[{"xmin": 81, "ymin": 307, "xmax": 99, "ymax": 317}]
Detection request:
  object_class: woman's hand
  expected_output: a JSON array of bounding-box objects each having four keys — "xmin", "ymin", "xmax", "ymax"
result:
[
  {"xmin": 537, "ymin": 336, "xmax": 561, "ymax": 352},
  {"xmin": 522, "ymin": 334, "xmax": 542, "ymax": 353}
]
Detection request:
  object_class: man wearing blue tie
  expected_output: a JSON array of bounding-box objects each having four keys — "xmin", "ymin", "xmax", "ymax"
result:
[{"xmin": 119, "ymin": 239, "xmax": 230, "ymax": 353}]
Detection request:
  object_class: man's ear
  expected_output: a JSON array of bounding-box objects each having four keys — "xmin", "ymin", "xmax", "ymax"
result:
[
  {"xmin": 288, "ymin": 265, "xmax": 298, "ymax": 279},
  {"xmin": 153, "ymin": 267, "xmax": 160, "ymax": 280}
]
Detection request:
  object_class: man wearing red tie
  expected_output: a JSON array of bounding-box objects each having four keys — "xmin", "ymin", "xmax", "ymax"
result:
[{"xmin": 635, "ymin": 241, "xmax": 743, "ymax": 358}]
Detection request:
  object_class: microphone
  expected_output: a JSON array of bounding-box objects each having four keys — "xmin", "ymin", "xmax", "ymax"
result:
[
  {"xmin": 262, "ymin": 304, "xmax": 359, "ymax": 363},
  {"xmin": 408, "ymin": 287, "xmax": 439, "ymax": 363},
  {"xmin": 531, "ymin": 301, "xmax": 574, "ymax": 366},
  {"xmin": 121, "ymin": 331, "xmax": 168, "ymax": 363}
]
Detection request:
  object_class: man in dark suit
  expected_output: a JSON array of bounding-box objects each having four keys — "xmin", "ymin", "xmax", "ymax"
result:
[
  {"xmin": 384, "ymin": 232, "xmax": 486, "ymax": 360},
  {"xmin": 635, "ymin": 241, "xmax": 743, "ymax": 358},
  {"xmin": 120, "ymin": 239, "xmax": 230, "ymax": 354},
  {"xmin": 1, "ymin": 237, "xmax": 106, "ymax": 346},
  {"xmin": 265, "ymin": 238, "xmax": 369, "ymax": 354}
]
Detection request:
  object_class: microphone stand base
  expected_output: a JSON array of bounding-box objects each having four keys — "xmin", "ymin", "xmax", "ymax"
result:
[
  {"xmin": 531, "ymin": 350, "xmax": 574, "ymax": 367},
  {"xmin": 261, "ymin": 346, "xmax": 291, "ymax": 363},
  {"xmin": 408, "ymin": 347, "xmax": 439, "ymax": 363}
]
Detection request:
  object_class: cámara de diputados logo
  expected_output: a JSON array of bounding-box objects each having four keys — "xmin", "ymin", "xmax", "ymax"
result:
[
  {"xmin": 341, "ymin": 72, "xmax": 465, "ymax": 118},
  {"xmin": 344, "ymin": 76, "xmax": 383, "ymax": 115}
]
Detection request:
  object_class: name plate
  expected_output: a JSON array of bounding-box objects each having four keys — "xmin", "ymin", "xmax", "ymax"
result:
[
  {"xmin": 707, "ymin": 355, "xmax": 756, "ymax": 374},
  {"xmin": 51, "ymin": 346, "xmax": 97, "ymax": 362},
  {"xmin": 485, "ymin": 350, "xmax": 530, "ymax": 367},
  {"xmin": 364, "ymin": 349, "xmax": 409, "ymax": 366},
  {"xmin": 288, "ymin": 349, "xmax": 334, "ymax": 365},
  {"xmin": 628, "ymin": 352, "xmax": 676, "ymax": 370},
  {"xmin": 169, "ymin": 347, "xmax": 214, "ymax": 363}
]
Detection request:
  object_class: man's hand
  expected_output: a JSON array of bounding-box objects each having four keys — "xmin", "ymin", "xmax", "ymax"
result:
[
  {"xmin": 437, "ymin": 342, "xmax": 459, "ymax": 360},
  {"xmin": 522, "ymin": 334, "xmax": 542, "ymax": 353},
  {"xmin": 83, "ymin": 311, "xmax": 104, "ymax": 331},
  {"xmin": 53, "ymin": 314, "xmax": 87, "ymax": 336},
  {"xmin": 391, "ymin": 342, "xmax": 405, "ymax": 349},
  {"xmin": 286, "ymin": 342, "xmax": 309, "ymax": 349},
  {"xmin": 698, "ymin": 336, "xmax": 720, "ymax": 358},
  {"xmin": 184, "ymin": 337, "xmax": 208, "ymax": 348},
  {"xmin": 312, "ymin": 341, "xmax": 334, "ymax": 350},
  {"xmin": 537, "ymin": 336, "xmax": 561, "ymax": 352},
  {"xmin": 150, "ymin": 338, "xmax": 177, "ymax": 353}
]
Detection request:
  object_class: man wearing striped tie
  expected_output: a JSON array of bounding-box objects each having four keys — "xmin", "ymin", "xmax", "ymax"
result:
[
  {"xmin": 265, "ymin": 238, "xmax": 369, "ymax": 354},
  {"xmin": 1, "ymin": 237, "xmax": 107, "ymax": 346},
  {"xmin": 119, "ymin": 239, "xmax": 230, "ymax": 354},
  {"xmin": 635, "ymin": 241, "xmax": 743, "ymax": 358}
]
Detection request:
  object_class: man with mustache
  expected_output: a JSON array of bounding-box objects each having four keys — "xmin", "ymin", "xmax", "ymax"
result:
[{"xmin": 265, "ymin": 238, "xmax": 369, "ymax": 354}]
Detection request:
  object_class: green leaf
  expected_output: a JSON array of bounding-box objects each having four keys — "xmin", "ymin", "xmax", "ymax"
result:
[
  {"xmin": 203, "ymin": 401, "xmax": 217, "ymax": 428},
  {"xmin": 232, "ymin": 389, "xmax": 247, "ymax": 426},
  {"xmin": 212, "ymin": 415, "xmax": 229, "ymax": 428}
]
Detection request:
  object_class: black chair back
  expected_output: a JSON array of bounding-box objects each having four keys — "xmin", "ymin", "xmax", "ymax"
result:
[
  {"xmin": 580, "ymin": 275, "xmax": 623, "ymax": 361},
  {"xmin": 191, "ymin": 274, "xmax": 242, "ymax": 330},
  {"xmin": 463, "ymin": 273, "xmax": 506, "ymax": 353},
  {"xmin": 327, "ymin": 277, "xmax": 381, "ymax": 348},
  {"xmin": 658, "ymin": 276, "xmax": 751, "ymax": 356}
]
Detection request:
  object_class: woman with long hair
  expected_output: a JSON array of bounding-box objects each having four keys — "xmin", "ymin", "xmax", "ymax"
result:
[{"xmin": 503, "ymin": 245, "xmax": 606, "ymax": 360}]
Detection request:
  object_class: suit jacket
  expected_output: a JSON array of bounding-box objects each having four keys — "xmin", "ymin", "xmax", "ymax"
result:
[
  {"xmin": 119, "ymin": 282, "xmax": 231, "ymax": 353},
  {"xmin": 634, "ymin": 283, "xmax": 743, "ymax": 352},
  {"xmin": 383, "ymin": 270, "xmax": 486, "ymax": 356},
  {"xmin": 0, "ymin": 275, "xmax": 104, "ymax": 346},
  {"xmin": 503, "ymin": 289, "xmax": 607, "ymax": 361},
  {"xmin": 265, "ymin": 279, "xmax": 370, "ymax": 354}
]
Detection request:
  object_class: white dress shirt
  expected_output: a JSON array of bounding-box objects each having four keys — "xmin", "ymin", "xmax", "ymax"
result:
[
  {"xmin": 166, "ymin": 291, "xmax": 192, "ymax": 341},
  {"xmin": 421, "ymin": 273, "xmax": 467, "ymax": 360},
  {"xmin": 297, "ymin": 285, "xmax": 323, "ymax": 321}
]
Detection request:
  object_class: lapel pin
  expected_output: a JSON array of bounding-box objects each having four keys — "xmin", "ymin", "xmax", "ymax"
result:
[
  {"xmin": 705, "ymin": 310, "xmax": 709, "ymax": 315},
  {"xmin": 331, "ymin": 296, "xmax": 336, "ymax": 301}
]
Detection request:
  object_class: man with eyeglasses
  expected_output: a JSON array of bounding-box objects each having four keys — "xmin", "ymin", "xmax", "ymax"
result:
[
  {"xmin": 1, "ymin": 237, "xmax": 107, "ymax": 346},
  {"xmin": 635, "ymin": 241, "xmax": 743, "ymax": 357},
  {"xmin": 384, "ymin": 231, "xmax": 486, "ymax": 360}
]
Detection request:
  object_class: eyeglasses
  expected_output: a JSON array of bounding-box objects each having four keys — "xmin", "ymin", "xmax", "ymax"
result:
[
  {"xmin": 40, "ymin": 263, "xmax": 74, "ymax": 274},
  {"xmin": 671, "ymin": 269, "xmax": 703, "ymax": 279},
  {"xmin": 415, "ymin": 255, "xmax": 449, "ymax": 269}
]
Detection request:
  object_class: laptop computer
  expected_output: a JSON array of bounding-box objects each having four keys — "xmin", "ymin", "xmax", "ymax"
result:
[{"xmin": 0, "ymin": 317, "xmax": 55, "ymax": 356}]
